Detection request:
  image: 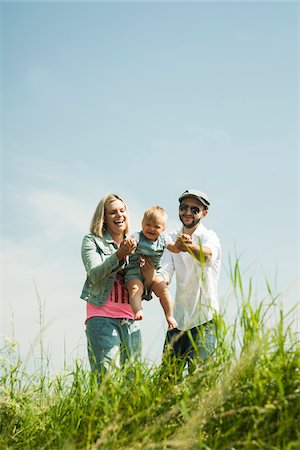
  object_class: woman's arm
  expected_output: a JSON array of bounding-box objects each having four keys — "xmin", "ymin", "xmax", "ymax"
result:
[{"xmin": 81, "ymin": 235, "xmax": 136, "ymax": 284}]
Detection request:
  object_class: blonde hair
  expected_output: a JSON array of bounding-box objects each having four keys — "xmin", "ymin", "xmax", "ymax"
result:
[
  {"xmin": 142, "ymin": 206, "xmax": 168, "ymax": 227},
  {"xmin": 90, "ymin": 193, "xmax": 129, "ymax": 237}
]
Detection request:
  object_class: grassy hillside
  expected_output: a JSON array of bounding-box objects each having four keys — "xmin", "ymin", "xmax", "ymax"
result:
[{"xmin": 1, "ymin": 268, "xmax": 299, "ymax": 449}]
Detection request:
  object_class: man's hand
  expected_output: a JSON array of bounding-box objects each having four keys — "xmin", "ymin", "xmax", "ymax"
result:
[
  {"xmin": 175, "ymin": 234, "xmax": 192, "ymax": 252},
  {"xmin": 175, "ymin": 234, "xmax": 212, "ymax": 262}
]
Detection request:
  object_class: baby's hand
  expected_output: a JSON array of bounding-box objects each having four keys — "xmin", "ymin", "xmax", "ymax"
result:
[
  {"xmin": 127, "ymin": 237, "xmax": 138, "ymax": 250},
  {"xmin": 119, "ymin": 238, "xmax": 137, "ymax": 257},
  {"xmin": 127, "ymin": 237, "xmax": 138, "ymax": 253}
]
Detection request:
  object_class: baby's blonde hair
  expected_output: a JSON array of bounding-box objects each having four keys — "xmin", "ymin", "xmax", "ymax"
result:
[{"xmin": 142, "ymin": 206, "xmax": 168, "ymax": 228}]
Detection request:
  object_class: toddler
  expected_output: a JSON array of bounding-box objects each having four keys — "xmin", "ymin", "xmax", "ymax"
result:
[{"xmin": 125, "ymin": 206, "xmax": 179, "ymax": 328}]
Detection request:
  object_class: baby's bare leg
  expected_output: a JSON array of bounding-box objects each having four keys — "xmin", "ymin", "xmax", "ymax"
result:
[
  {"xmin": 126, "ymin": 278, "xmax": 144, "ymax": 320},
  {"xmin": 152, "ymin": 276, "xmax": 178, "ymax": 329}
]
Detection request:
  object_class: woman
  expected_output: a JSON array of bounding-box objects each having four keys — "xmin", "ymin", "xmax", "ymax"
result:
[{"xmin": 80, "ymin": 193, "xmax": 140, "ymax": 374}]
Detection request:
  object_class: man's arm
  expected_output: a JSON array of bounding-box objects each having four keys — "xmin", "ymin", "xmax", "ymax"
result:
[
  {"xmin": 175, "ymin": 234, "xmax": 212, "ymax": 262},
  {"xmin": 158, "ymin": 247, "xmax": 175, "ymax": 285}
]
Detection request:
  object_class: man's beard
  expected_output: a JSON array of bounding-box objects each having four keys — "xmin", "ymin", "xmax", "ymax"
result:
[{"xmin": 179, "ymin": 215, "xmax": 201, "ymax": 229}]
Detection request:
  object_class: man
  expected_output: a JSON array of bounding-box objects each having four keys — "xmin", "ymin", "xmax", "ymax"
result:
[{"xmin": 159, "ymin": 188, "xmax": 221, "ymax": 376}]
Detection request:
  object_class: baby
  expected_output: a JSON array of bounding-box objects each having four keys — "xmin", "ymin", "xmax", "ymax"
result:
[{"xmin": 125, "ymin": 206, "xmax": 179, "ymax": 328}]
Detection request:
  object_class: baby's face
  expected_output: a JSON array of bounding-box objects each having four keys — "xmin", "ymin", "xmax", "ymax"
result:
[{"xmin": 142, "ymin": 219, "xmax": 165, "ymax": 242}]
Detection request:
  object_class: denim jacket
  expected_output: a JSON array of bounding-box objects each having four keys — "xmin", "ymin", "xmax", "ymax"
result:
[{"xmin": 80, "ymin": 231, "xmax": 124, "ymax": 307}]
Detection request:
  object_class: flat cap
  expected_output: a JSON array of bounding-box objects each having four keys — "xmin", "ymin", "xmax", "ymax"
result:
[{"xmin": 178, "ymin": 189, "xmax": 210, "ymax": 208}]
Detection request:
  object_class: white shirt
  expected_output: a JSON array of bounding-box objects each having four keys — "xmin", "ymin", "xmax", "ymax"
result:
[{"xmin": 159, "ymin": 222, "xmax": 221, "ymax": 330}]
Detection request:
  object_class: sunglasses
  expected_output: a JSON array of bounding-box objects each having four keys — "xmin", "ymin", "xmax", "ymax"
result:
[{"xmin": 179, "ymin": 204, "xmax": 202, "ymax": 215}]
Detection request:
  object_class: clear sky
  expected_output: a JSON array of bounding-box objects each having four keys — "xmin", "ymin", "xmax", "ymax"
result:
[{"xmin": 1, "ymin": 1, "xmax": 299, "ymax": 372}]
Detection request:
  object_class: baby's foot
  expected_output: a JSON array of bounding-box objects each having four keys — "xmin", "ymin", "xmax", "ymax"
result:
[
  {"xmin": 134, "ymin": 309, "xmax": 144, "ymax": 321},
  {"xmin": 166, "ymin": 316, "xmax": 178, "ymax": 329}
]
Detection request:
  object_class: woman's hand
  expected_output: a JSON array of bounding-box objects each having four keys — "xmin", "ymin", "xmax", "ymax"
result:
[
  {"xmin": 116, "ymin": 238, "xmax": 137, "ymax": 260},
  {"xmin": 140, "ymin": 256, "xmax": 156, "ymax": 289}
]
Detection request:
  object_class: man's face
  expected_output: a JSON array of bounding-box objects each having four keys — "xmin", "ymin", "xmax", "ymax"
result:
[{"xmin": 179, "ymin": 197, "xmax": 207, "ymax": 229}]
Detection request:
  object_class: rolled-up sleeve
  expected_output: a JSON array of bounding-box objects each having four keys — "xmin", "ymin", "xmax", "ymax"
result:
[
  {"xmin": 158, "ymin": 248, "xmax": 175, "ymax": 284},
  {"xmin": 202, "ymin": 230, "xmax": 221, "ymax": 266}
]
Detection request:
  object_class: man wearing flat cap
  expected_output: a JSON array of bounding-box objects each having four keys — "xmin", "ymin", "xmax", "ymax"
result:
[{"xmin": 159, "ymin": 188, "xmax": 221, "ymax": 377}]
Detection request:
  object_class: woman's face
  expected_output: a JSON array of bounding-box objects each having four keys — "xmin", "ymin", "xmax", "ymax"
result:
[{"xmin": 104, "ymin": 199, "xmax": 128, "ymax": 236}]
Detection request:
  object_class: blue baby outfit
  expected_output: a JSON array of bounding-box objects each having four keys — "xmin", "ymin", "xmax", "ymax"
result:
[{"xmin": 125, "ymin": 231, "xmax": 167, "ymax": 283}]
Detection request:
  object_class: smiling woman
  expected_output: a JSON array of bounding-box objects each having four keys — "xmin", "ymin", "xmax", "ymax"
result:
[{"xmin": 80, "ymin": 193, "xmax": 141, "ymax": 376}]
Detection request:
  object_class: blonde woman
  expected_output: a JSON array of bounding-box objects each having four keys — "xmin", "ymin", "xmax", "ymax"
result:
[{"xmin": 80, "ymin": 193, "xmax": 140, "ymax": 374}]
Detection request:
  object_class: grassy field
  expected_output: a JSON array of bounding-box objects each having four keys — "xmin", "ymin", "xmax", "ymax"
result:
[{"xmin": 1, "ymin": 264, "xmax": 299, "ymax": 449}]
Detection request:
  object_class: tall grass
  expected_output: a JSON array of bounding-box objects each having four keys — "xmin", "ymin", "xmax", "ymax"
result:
[{"xmin": 0, "ymin": 262, "xmax": 299, "ymax": 449}]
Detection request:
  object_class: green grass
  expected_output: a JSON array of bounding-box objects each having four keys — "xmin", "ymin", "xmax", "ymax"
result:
[{"xmin": 1, "ymin": 264, "xmax": 299, "ymax": 449}]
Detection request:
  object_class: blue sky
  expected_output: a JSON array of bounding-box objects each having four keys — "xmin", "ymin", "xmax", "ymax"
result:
[{"xmin": 1, "ymin": 1, "xmax": 299, "ymax": 371}]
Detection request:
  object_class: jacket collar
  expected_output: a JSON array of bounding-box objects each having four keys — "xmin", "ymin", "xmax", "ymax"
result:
[
  {"xmin": 93, "ymin": 229, "xmax": 125, "ymax": 246},
  {"xmin": 103, "ymin": 229, "xmax": 115, "ymax": 243},
  {"xmin": 92, "ymin": 230, "xmax": 116, "ymax": 248}
]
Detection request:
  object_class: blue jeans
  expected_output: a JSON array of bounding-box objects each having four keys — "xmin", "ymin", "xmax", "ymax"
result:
[
  {"xmin": 163, "ymin": 321, "xmax": 216, "ymax": 376},
  {"xmin": 86, "ymin": 317, "xmax": 141, "ymax": 374}
]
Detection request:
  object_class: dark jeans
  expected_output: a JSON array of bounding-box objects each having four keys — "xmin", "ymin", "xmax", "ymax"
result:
[{"xmin": 162, "ymin": 321, "xmax": 216, "ymax": 377}]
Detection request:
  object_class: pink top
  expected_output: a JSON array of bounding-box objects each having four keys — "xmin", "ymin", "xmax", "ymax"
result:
[{"xmin": 86, "ymin": 272, "xmax": 134, "ymax": 322}]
